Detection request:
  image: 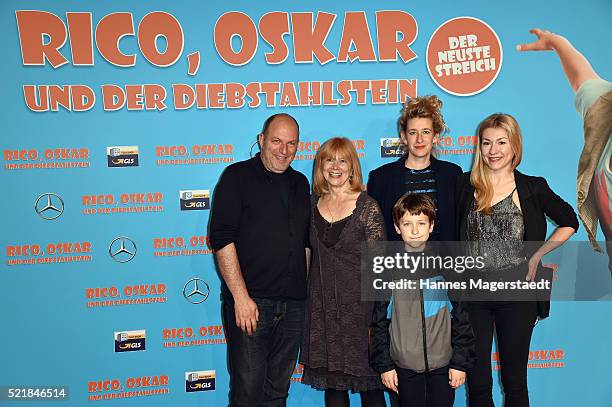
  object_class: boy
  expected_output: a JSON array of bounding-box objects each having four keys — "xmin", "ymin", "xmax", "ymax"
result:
[{"xmin": 369, "ymin": 193, "xmax": 475, "ymax": 407}]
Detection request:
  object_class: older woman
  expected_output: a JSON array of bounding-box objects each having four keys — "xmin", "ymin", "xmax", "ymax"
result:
[
  {"xmin": 456, "ymin": 113, "xmax": 578, "ymax": 406},
  {"xmin": 300, "ymin": 137, "xmax": 386, "ymax": 407}
]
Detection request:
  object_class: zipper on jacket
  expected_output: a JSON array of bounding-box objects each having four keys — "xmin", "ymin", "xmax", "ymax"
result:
[{"xmin": 419, "ymin": 285, "xmax": 430, "ymax": 372}]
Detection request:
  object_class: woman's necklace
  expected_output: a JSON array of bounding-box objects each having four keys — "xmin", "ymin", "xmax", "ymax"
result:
[{"xmin": 325, "ymin": 197, "xmax": 337, "ymax": 224}]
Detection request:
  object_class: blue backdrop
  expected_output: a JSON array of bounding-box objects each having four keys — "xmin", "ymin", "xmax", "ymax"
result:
[{"xmin": 1, "ymin": 1, "xmax": 611, "ymax": 406}]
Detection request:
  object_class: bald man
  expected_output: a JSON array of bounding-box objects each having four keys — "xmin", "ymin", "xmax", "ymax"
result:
[{"xmin": 210, "ymin": 114, "xmax": 311, "ymax": 406}]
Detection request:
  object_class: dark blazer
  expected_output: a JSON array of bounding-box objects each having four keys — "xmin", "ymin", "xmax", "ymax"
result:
[
  {"xmin": 456, "ymin": 170, "xmax": 579, "ymax": 317},
  {"xmin": 456, "ymin": 170, "xmax": 579, "ymax": 243},
  {"xmin": 368, "ymin": 155, "xmax": 462, "ymax": 242}
]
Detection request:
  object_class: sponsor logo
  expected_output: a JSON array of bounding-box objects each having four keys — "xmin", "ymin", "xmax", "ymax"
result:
[
  {"xmin": 86, "ymin": 283, "xmax": 167, "ymax": 308},
  {"xmin": 109, "ymin": 237, "xmax": 137, "ymax": 263},
  {"xmin": 179, "ymin": 190, "xmax": 210, "ymax": 211},
  {"xmin": 493, "ymin": 348, "xmax": 565, "ymax": 370},
  {"xmin": 82, "ymin": 192, "xmax": 164, "ymax": 215},
  {"xmin": 107, "ymin": 146, "xmax": 139, "ymax": 167},
  {"xmin": 162, "ymin": 325, "xmax": 226, "ymax": 348},
  {"xmin": 435, "ymin": 135, "xmax": 477, "ymax": 157},
  {"xmin": 87, "ymin": 375, "xmax": 169, "ymax": 401},
  {"xmin": 294, "ymin": 139, "xmax": 366, "ymax": 161},
  {"xmin": 114, "ymin": 330, "xmax": 146, "ymax": 353},
  {"xmin": 6, "ymin": 241, "xmax": 92, "ymax": 266},
  {"xmin": 380, "ymin": 138, "xmax": 404, "ymax": 158},
  {"xmin": 185, "ymin": 371, "xmax": 216, "ymax": 393},
  {"xmin": 291, "ymin": 363, "xmax": 304, "ymax": 383},
  {"xmin": 35, "ymin": 193, "xmax": 64, "ymax": 220},
  {"xmin": 3, "ymin": 148, "xmax": 90, "ymax": 170},
  {"xmin": 153, "ymin": 235, "xmax": 212, "ymax": 257},
  {"xmin": 183, "ymin": 278, "xmax": 210, "ymax": 304},
  {"xmin": 156, "ymin": 144, "xmax": 234, "ymax": 166}
]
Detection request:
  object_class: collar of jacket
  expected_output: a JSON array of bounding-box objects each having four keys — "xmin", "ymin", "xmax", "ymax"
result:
[
  {"xmin": 249, "ymin": 152, "xmax": 296, "ymax": 181},
  {"xmin": 392, "ymin": 154, "xmax": 443, "ymax": 172},
  {"xmin": 459, "ymin": 169, "xmax": 538, "ymax": 241}
]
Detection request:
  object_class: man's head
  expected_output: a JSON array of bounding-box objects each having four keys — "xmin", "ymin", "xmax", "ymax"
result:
[
  {"xmin": 392, "ymin": 193, "xmax": 436, "ymax": 249},
  {"xmin": 258, "ymin": 114, "xmax": 300, "ymax": 173}
]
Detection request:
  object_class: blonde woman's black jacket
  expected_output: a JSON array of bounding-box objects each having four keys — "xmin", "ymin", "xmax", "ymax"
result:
[{"xmin": 455, "ymin": 170, "xmax": 579, "ymax": 316}]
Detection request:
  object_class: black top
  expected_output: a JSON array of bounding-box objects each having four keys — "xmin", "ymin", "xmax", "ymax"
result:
[
  {"xmin": 209, "ymin": 153, "xmax": 311, "ymax": 301},
  {"xmin": 314, "ymin": 206, "xmax": 351, "ymax": 248},
  {"xmin": 368, "ymin": 155, "xmax": 462, "ymax": 242}
]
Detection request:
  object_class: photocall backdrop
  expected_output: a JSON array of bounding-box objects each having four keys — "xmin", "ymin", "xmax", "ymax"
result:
[{"xmin": 1, "ymin": 1, "xmax": 611, "ymax": 406}]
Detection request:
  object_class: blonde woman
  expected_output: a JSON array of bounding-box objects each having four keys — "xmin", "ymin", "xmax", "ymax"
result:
[
  {"xmin": 300, "ymin": 137, "xmax": 386, "ymax": 407},
  {"xmin": 456, "ymin": 113, "xmax": 578, "ymax": 406}
]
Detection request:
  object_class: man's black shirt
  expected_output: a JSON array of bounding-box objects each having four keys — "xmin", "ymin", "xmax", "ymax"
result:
[{"xmin": 209, "ymin": 154, "xmax": 310, "ymax": 301}]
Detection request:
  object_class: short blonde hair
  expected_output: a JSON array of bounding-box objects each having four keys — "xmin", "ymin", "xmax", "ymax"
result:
[{"xmin": 313, "ymin": 137, "xmax": 363, "ymax": 196}]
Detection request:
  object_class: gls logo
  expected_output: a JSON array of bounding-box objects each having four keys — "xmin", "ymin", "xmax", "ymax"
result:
[
  {"xmin": 380, "ymin": 138, "xmax": 404, "ymax": 158},
  {"xmin": 114, "ymin": 330, "xmax": 146, "ymax": 353},
  {"xmin": 179, "ymin": 190, "xmax": 210, "ymax": 211},
  {"xmin": 185, "ymin": 370, "xmax": 216, "ymax": 392},
  {"xmin": 107, "ymin": 146, "xmax": 139, "ymax": 167}
]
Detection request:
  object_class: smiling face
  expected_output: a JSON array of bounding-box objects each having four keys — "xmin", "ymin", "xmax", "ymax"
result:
[
  {"xmin": 395, "ymin": 211, "xmax": 434, "ymax": 250},
  {"xmin": 401, "ymin": 117, "xmax": 439, "ymax": 159},
  {"xmin": 258, "ymin": 116, "xmax": 299, "ymax": 173},
  {"xmin": 322, "ymin": 154, "xmax": 351, "ymax": 189},
  {"xmin": 480, "ymin": 127, "xmax": 515, "ymax": 173}
]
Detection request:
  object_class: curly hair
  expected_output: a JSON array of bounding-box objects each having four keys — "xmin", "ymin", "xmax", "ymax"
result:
[{"xmin": 397, "ymin": 95, "xmax": 448, "ymax": 136}]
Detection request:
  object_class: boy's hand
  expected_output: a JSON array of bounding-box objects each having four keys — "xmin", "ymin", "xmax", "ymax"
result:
[
  {"xmin": 381, "ymin": 369, "xmax": 398, "ymax": 393},
  {"xmin": 448, "ymin": 368, "xmax": 466, "ymax": 388}
]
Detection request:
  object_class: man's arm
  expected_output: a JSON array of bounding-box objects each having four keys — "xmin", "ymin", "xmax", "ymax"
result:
[
  {"xmin": 209, "ymin": 167, "xmax": 258, "ymax": 336},
  {"xmin": 517, "ymin": 28, "xmax": 600, "ymax": 92},
  {"xmin": 215, "ymin": 243, "xmax": 259, "ymax": 335}
]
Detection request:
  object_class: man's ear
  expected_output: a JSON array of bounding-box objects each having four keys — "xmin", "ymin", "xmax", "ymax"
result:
[
  {"xmin": 429, "ymin": 220, "xmax": 435, "ymax": 233},
  {"xmin": 258, "ymin": 133, "xmax": 265, "ymax": 147}
]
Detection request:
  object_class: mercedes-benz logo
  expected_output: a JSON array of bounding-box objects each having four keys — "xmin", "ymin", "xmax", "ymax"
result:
[
  {"xmin": 35, "ymin": 193, "xmax": 64, "ymax": 220},
  {"xmin": 183, "ymin": 278, "xmax": 210, "ymax": 304},
  {"xmin": 108, "ymin": 236, "xmax": 137, "ymax": 263}
]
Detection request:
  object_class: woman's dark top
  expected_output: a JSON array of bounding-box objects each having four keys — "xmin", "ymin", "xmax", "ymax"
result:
[
  {"xmin": 300, "ymin": 192, "xmax": 386, "ymax": 392},
  {"xmin": 314, "ymin": 206, "xmax": 350, "ymax": 248},
  {"xmin": 467, "ymin": 190, "xmax": 526, "ymax": 270}
]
